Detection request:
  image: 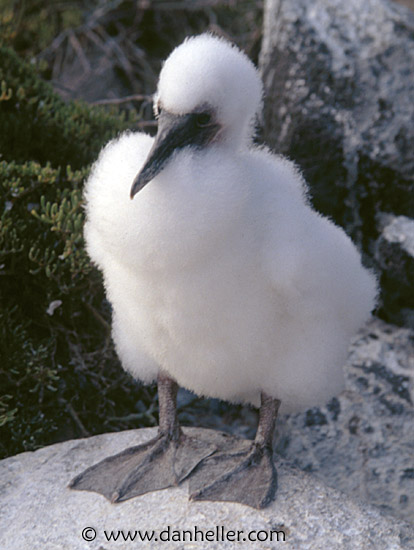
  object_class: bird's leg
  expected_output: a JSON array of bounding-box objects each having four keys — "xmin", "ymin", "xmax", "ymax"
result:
[
  {"xmin": 157, "ymin": 371, "xmax": 180, "ymax": 438},
  {"xmin": 69, "ymin": 372, "xmax": 217, "ymax": 502},
  {"xmin": 188, "ymin": 392, "xmax": 281, "ymax": 509},
  {"xmin": 255, "ymin": 392, "xmax": 280, "ymax": 449}
]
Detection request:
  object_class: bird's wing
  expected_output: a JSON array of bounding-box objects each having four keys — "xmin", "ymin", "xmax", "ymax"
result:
[
  {"xmin": 250, "ymin": 147, "xmax": 376, "ymax": 313},
  {"xmin": 83, "ymin": 131, "xmax": 154, "ymax": 270},
  {"xmin": 246, "ymin": 147, "xmax": 311, "ymax": 295},
  {"xmin": 256, "ymin": 148, "xmax": 377, "ymax": 333}
]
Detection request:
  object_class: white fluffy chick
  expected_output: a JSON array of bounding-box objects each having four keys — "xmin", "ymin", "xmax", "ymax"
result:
[{"xmin": 71, "ymin": 33, "xmax": 377, "ymax": 509}]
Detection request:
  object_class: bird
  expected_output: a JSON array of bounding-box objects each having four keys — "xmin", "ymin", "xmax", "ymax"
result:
[{"xmin": 70, "ymin": 33, "xmax": 377, "ymax": 509}]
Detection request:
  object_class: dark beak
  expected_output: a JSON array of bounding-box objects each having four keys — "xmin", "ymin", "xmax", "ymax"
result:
[{"xmin": 130, "ymin": 110, "xmax": 218, "ymax": 199}]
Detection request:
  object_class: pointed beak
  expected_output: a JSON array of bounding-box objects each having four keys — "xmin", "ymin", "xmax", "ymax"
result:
[{"xmin": 130, "ymin": 110, "xmax": 218, "ymax": 199}]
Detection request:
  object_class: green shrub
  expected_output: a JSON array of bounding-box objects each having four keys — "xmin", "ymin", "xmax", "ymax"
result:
[
  {"xmin": 0, "ymin": 0, "xmax": 87, "ymax": 58},
  {"xmin": 0, "ymin": 43, "xmax": 137, "ymax": 167},
  {"xmin": 0, "ymin": 44, "xmax": 156, "ymax": 458}
]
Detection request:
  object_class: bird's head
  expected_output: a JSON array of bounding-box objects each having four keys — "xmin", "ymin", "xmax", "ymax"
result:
[{"xmin": 130, "ymin": 33, "xmax": 263, "ymax": 198}]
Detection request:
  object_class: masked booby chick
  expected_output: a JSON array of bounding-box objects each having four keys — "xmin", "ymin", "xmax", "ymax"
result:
[{"xmin": 70, "ymin": 33, "xmax": 377, "ymax": 509}]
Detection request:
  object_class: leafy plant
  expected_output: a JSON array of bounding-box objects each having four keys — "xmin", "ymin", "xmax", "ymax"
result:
[{"xmin": 0, "ymin": 44, "xmax": 156, "ymax": 459}]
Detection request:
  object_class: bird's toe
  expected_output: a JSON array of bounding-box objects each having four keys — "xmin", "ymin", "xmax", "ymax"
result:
[{"xmin": 189, "ymin": 441, "xmax": 277, "ymax": 509}]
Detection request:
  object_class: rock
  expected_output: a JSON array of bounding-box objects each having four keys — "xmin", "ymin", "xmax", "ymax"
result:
[
  {"xmin": 258, "ymin": 2, "xmax": 414, "ymax": 511},
  {"xmin": 375, "ymin": 215, "xmax": 414, "ymax": 327},
  {"xmin": 1, "ymin": 427, "xmax": 413, "ymax": 550},
  {"xmin": 259, "ymin": 0, "xmax": 414, "ymax": 325},
  {"xmin": 275, "ymin": 317, "xmax": 414, "ymax": 525}
]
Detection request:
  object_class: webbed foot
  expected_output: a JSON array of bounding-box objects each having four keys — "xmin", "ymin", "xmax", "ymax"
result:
[
  {"xmin": 188, "ymin": 439, "xmax": 277, "ymax": 509},
  {"xmin": 69, "ymin": 430, "xmax": 216, "ymax": 502}
]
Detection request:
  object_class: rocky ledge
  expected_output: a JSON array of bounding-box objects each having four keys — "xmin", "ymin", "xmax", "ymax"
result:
[{"xmin": 1, "ymin": 425, "xmax": 413, "ymax": 550}]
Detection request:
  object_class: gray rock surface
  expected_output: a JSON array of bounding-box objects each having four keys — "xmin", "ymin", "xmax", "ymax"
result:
[
  {"xmin": 379, "ymin": 216, "xmax": 414, "ymax": 260},
  {"xmin": 259, "ymin": 0, "xmax": 414, "ymax": 326},
  {"xmin": 258, "ymin": 1, "xmax": 414, "ymax": 520},
  {"xmin": 375, "ymin": 215, "xmax": 414, "ymax": 327},
  {"xmin": 1, "ymin": 427, "xmax": 413, "ymax": 550},
  {"xmin": 275, "ymin": 318, "xmax": 414, "ymax": 525}
]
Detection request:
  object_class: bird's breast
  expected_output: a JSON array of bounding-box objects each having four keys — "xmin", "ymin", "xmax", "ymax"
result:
[{"xmin": 118, "ymin": 148, "xmax": 253, "ymax": 272}]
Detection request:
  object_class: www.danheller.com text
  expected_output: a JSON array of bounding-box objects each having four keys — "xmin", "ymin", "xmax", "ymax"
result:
[{"xmin": 81, "ymin": 525, "xmax": 287, "ymax": 543}]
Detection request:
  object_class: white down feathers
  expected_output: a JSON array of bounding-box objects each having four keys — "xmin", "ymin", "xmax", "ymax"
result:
[{"xmin": 84, "ymin": 34, "xmax": 377, "ymax": 413}]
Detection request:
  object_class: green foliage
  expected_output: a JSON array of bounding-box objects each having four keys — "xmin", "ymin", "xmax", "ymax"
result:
[
  {"xmin": 0, "ymin": 43, "xmax": 156, "ymax": 459},
  {"xmin": 1, "ymin": 159, "xmax": 90, "ymax": 289},
  {"xmin": 0, "ymin": 43, "xmax": 138, "ymax": 167},
  {"xmin": 0, "ymin": 0, "xmax": 88, "ymax": 57}
]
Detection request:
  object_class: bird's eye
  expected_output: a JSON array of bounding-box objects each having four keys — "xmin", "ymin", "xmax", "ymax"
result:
[{"xmin": 196, "ymin": 112, "xmax": 212, "ymax": 127}]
